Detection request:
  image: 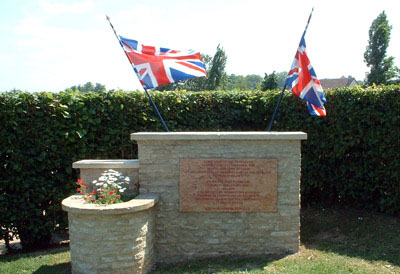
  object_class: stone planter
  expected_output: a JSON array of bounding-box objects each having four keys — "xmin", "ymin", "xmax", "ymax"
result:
[{"xmin": 62, "ymin": 194, "xmax": 159, "ymax": 274}]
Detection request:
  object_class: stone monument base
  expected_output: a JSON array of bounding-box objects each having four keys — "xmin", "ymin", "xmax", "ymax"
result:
[{"xmin": 64, "ymin": 131, "xmax": 307, "ymax": 273}]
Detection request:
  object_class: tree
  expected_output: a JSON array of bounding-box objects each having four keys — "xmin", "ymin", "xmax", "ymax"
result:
[
  {"xmin": 206, "ymin": 44, "xmax": 228, "ymax": 90},
  {"xmin": 261, "ymin": 71, "xmax": 278, "ymax": 91},
  {"xmin": 226, "ymin": 74, "xmax": 263, "ymax": 90},
  {"xmin": 275, "ymin": 71, "xmax": 288, "ymax": 89},
  {"xmin": 94, "ymin": 83, "xmax": 106, "ymax": 93},
  {"xmin": 226, "ymin": 74, "xmax": 247, "ymax": 90},
  {"xmin": 67, "ymin": 82, "xmax": 106, "ymax": 92},
  {"xmin": 245, "ymin": 74, "xmax": 263, "ymax": 90},
  {"xmin": 364, "ymin": 11, "xmax": 398, "ymax": 85}
]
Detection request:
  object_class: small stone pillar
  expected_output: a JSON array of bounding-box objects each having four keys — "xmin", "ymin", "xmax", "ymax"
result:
[{"xmin": 63, "ymin": 159, "xmax": 158, "ymax": 274}]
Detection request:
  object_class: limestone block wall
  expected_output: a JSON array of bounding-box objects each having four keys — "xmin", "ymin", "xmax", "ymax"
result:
[
  {"xmin": 62, "ymin": 194, "xmax": 158, "ymax": 274},
  {"xmin": 132, "ymin": 132, "xmax": 307, "ymax": 263}
]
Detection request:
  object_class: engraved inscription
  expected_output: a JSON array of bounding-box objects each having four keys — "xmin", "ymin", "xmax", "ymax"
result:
[{"xmin": 180, "ymin": 159, "xmax": 277, "ymax": 212}]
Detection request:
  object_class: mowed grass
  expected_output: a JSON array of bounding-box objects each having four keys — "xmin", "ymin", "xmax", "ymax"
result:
[
  {"xmin": 1, "ymin": 207, "xmax": 399, "ymax": 273},
  {"xmin": 153, "ymin": 207, "xmax": 400, "ymax": 274},
  {"xmin": 0, "ymin": 246, "xmax": 70, "ymax": 274}
]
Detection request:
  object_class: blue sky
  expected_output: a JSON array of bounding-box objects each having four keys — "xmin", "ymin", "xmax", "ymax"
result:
[{"xmin": 0, "ymin": 0, "xmax": 399, "ymax": 92}]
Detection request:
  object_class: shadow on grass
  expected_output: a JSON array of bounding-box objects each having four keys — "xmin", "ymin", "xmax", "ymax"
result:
[
  {"xmin": 0, "ymin": 244, "xmax": 69, "ymax": 262},
  {"xmin": 0, "ymin": 245, "xmax": 71, "ymax": 273},
  {"xmin": 32, "ymin": 262, "xmax": 71, "ymax": 274},
  {"xmin": 300, "ymin": 206, "xmax": 400, "ymax": 267},
  {"xmin": 151, "ymin": 253, "xmax": 290, "ymax": 274}
]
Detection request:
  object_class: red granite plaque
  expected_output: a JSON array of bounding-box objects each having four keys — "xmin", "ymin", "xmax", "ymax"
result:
[{"xmin": 179, "ymin": 158, "xmax": 277, "ymax": 212}]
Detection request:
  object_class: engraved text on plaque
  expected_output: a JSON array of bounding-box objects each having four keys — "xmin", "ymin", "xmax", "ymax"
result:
[{"xmin": 179, "ymin": 158, "xmax": 277, "ymax": 212}]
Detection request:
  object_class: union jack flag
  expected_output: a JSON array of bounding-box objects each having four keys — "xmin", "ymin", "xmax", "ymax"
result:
[
  {"xmin": 285, "ymin": 11, "xmax": 326, "ymax": 116},
  {"xmin": 119, "ymin": 36, "xmax": 207, "ymax": 90}
]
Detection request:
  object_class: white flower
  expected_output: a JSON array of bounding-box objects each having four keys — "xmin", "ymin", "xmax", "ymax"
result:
[{"xmin": 120, "ymin": 188, "xmax": 126, "ymax": 193}]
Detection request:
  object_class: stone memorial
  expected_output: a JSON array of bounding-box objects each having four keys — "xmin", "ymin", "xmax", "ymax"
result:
[{"xmin": 63, "ymin": 131, "xmax": 307, "ymax": 274}]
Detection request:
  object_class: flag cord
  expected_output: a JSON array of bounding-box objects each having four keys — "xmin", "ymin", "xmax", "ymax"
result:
[
  {"xmin": 267, "ymin": 84, "xmax": 287, "ymax": 131},
  {"xmin": 106, "ymin": 15, "xmax": 169, "ymax": 132}
]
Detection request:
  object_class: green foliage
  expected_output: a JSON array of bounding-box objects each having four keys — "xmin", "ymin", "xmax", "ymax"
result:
[
  {"xmin": 226, "ymin": 74, "xmax": 263, "ymax": 90},
  {"xmin": 66, "ymin": 82, "xmax": 106, "ymax": 92},
  {"xmin": 276, "ymin": 71, "xmax": 288, "ymax": 89},
  {"xmin": 206, "ymin": 44, "xmax": 228, "ymax": 90},
  {"xmin": 364, "ymin": 11, "xmax": 399, "ymax": 85},
  {"xmin": 226, "ymin": 72, "xmax": 287, "ymax": 91},
  {"xmin": 0, "ymin": 85, "xmax": 399, "ymax": 250},
  {"xmin": 261, "ymin": 71, "xmax": 279, "ymax": 91}
]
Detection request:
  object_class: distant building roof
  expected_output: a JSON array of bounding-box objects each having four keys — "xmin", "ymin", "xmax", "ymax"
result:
[{"xmin": 320, "ymin": 76, "xmax": 358, "ymax": 89}]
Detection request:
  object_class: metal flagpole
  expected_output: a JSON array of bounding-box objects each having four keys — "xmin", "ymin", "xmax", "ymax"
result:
[
  {"xmin": 267, "ymin": 84, "xmax": 287, "ymax": 131},
  {"xmin": 266, "ymin": 8, "xmax": 314, "ymax": 132},
  {"xmin": 106, "ymin": 15, "xmax": 169, "ymax": 132}
]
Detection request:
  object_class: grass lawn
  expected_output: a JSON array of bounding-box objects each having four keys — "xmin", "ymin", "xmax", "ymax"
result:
[
  {"xmin": 0, "ymin": 246, "xmax": 71, "ymax": 274},
  {"xmin": 1, "ymin": 207, "xmax": 399, "ymax": 273}
]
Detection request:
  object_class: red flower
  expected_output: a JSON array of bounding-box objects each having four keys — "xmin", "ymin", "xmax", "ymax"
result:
[
  {"xmin": 116, "ymin": 195, "xmax": 121, "ymax": 199},
  {"xmin": 100, "ymin": 194, "xmax": 104, "ymax": 198},
  {"xmin": 134, "ymin": 187, "xmax": 137, "ymax": 191},
  {"xmin": 84, "ymin": 197, "xmax": 87, "ymax": 200},
  {"xmin": 76, "ymin": 187, "xmax": 81, "ymax": 192},
  {"xmin": 91, "ymin": 190, "xmax": 96, "ymax": 195},
  {"xmin": 84, "ymin": 185, "xmax": 88, "ymax": 189},
  {"xmin": 79, "ymin": 191, "xmax": 83, "ymax": 194},
  {"xmin": 109, "ymin": 191, "xmax": 114, "ymax": 195}
]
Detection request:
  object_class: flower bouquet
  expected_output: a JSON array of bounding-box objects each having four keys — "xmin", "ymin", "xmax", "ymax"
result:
[{"xmin": 76, "ymin": 169, "xmax": 139, "ymax": 204}]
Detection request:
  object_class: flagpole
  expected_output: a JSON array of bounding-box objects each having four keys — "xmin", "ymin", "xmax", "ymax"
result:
[
  {"xmin": 267, "ymin": 84, "xmax": 287, "ymax": 131},
  {"xmin": 143, "ymin": 87, "xmax": 169, "ymax": 132},
  {"xmin": 266, "ymin": 8, "xmax": 314, "ymax": 131},
  {"xmin": 106, "ymin": 15, "xmax": 169, "ymax": 132}
]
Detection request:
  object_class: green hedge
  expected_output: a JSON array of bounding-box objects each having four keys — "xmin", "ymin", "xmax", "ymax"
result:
[{"xmin": 0, "ymin": 86, "xmax": 399, "ymax": 249}]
